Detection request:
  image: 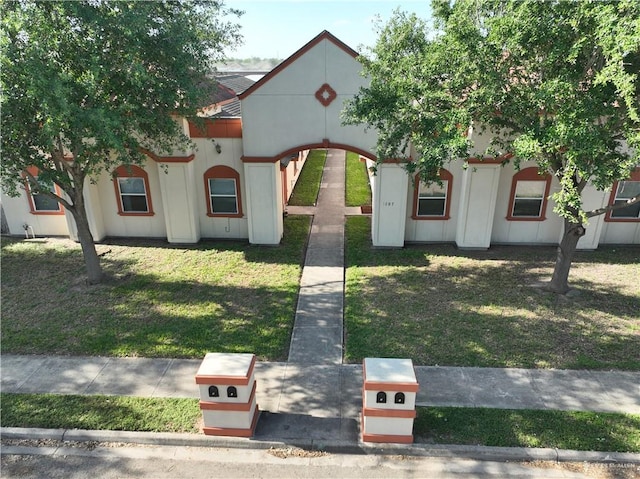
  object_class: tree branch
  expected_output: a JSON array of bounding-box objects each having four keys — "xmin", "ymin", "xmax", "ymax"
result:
[
  {"xmin": 586, "ymin": 194, "xmax": 640, "ymax": 218},
  {"xmin": 583, "ymin": 46, "xmax": 603, "ymax": 78},
  {"xmin": 23, "ymin": 169, "xmax": 73, "ymax": 211}
]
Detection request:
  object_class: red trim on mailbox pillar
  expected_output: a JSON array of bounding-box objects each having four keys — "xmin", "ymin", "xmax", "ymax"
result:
[
  {"xmin": 202, "ymin": 408, "xmax": 260, "ymax": 437},
  {"xmin": 195, "ymin": 355, "xmax": 256, "ymax": 385}
]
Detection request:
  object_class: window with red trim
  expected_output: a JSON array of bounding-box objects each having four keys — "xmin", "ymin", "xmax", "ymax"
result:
[
  {"xmin": 24, "ymin": 167, "xmax": 64, "ymax": 215},
  {"xmin": 507, "ymin": 167, "xmax": 551, "ymax": 221},
  {"xmin": 412, "ymin": 169, "xmax": 453, "ymax": 220},
  {"xmin": 203, "ymin": 165, "xmax": 243, "ymax": 218},
  {"xmin": 113, "ymin": 165, "xmax": 154, "ymax": 216},
  {"xmin": 605, "ymin": 169, "xmax": 640, "ymax": 222}
]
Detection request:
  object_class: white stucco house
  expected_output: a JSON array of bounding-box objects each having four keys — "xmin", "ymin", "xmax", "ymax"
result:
[{"xmin": 2, "ymin": 31, "xmax": 639, "ymax": 248}]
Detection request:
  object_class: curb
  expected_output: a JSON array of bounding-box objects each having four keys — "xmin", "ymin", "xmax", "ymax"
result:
[{"xmin": 3, "ymin": 427, "xmax": 639, "ymax": 465}]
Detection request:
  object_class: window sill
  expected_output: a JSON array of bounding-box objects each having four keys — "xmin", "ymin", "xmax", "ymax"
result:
[
  {"xmin": 117, "ymin": 212, "xmax": 155, "ymax": 217},
  {"xmin": 30, "ymin": 210, "xmax": 65, "ymax": 216},
  {"xmin": 207, "ymin": 213, "xmax": 244, "ymax": 218},
  {"xmin": 506, "ymin": 215, "xmax": 546, "ymax": 221},
  {"xmin": 604, "ymin": 217, "xmax": 640, "ymax": 223},
  {"xmin": 412, "ymin": 215, "xmax": 450, "ymax": 221}
]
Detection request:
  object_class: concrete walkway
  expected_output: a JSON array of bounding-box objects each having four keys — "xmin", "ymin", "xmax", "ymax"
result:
[
  {"xmin": 2, "ymin": 355, "xmax": 639, "ymax": 443},
  {"xmin": 287, "ymin": 149, "xmax": 347, "ymax": 364},
  {"xmin": 2, "ymin": 149, "xmax": 639, "ymax": 450}
]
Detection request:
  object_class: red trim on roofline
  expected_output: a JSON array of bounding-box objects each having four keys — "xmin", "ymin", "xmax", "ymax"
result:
[
  {"xmin": 189, "ymin": 118, "xmax": 243, "ymax": 138},
  {"xmin": 238, "ymin": 31, "xmax": 359, "ymax": 100}
]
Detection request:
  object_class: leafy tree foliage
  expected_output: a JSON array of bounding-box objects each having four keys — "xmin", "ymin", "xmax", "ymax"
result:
[
  {"xmin": 344, "ymin": 0, "xmax": 640, "ymax": 293},
  {"xmin": 1, "ymin": 1, "xmax": 242, "ymax": 283}
]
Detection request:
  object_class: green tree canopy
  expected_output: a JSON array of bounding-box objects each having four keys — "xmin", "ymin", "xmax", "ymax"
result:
[
  {"xmin": 1, "ymin": 0, "xmax": 242, "ymax": 283},
  {"xmin": 344, "ymin": 0, "xmax": 640, "ymax": 293}
]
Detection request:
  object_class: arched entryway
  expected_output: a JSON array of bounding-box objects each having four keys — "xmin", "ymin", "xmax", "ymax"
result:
[
  {"xmin": 278, "ymin": 142, "xmax": 377, "ymax": 213},
  {"xmin": 238, "ymin": 31, "xmax": 410, "ymax": 247}
]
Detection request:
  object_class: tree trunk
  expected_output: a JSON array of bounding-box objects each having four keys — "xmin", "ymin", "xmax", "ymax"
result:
[
  {"xmin": 547, "ymin": 218, "xmax": 586, "ymax": 294},
  {"xmin": 69, "ymin": 197, "xmax": 103, "ymax": 285},
  {"xmin": 1, "ymin": 204, "xmax": 9, "ymax": 235}
]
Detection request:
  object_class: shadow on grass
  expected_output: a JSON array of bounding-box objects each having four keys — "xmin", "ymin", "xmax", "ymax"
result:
[
  {"xmin": 287, "ymin": 149, "xmax": 327, "ymax": 207},
  {"xmin": 94, "ymin": 215, "xmax": 311, "ymax": 267},
  {"xmin": 348, "ymin": 215, "xmax": 640, "ymax": 267},
  {"xmin": 2, "ymin": 269, "xmax": 298, "ymax": 359},
  {"xmin": 1, "ymin": 217, "xmax": 312, "ymax": 360},
  {"xmin": 345, "ymin": 217, "xmax": 640, "ymax": 370}
]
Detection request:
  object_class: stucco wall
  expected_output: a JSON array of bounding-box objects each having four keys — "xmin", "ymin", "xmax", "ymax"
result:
[
  {"xmin": 283, "ymin": 149, "xmax": 309, "ymax": 204},
  {"xmin": 600, "ymin": 221, "xmax": 640, "ymax": 244},
  {"xmin": 0, "ymin": 192, "xmax": 69, "ymax": 237},
  {"xmin": 403, "ymin": 158, "xmax": 639, "ymax": 246},
  {"xmin": 192, "ymin": 137, "xmax": 249, "ymax": 240},
  {"xmin": 490, "ymin": 161, "xmax": 563, "ymax": 245},
  {"xmin": 93, "ymin": 158, "xmax": 167, "ymax": 238},
  {"xmin": 404, "ymin": 161, "xmax": 460, "ymax": 243},
  {"xmin": 240, "ymin": 37, "xmax": 376, "ymax": 160}
]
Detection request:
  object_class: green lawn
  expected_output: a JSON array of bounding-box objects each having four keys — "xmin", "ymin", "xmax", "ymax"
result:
[
  {"xmin": 0, "ymin": 216, "xmax": 311, "ymax": 360},
  {"xmin": 415, "ymin": 407, "xmax": 640, "ymax": 453},
  {"xmin": 287, "ymin": 149, "xmax": 327, "ymax": 206},
  {"xmin": 3, "ymin": 393, "xmax": 638, "ymax": 453},
  {"xmin": 345, "ymin": 216, "xmax": 640, "ymax": 370},
  {"xmin": 0, "ymin": 393, "xmax": 200, "ymax": 433},
  {"xmin": 3, "ymin": 213, "xmax": 638, "ymax": 369},
  {"xmin": 345, "ymin": 151, "xmax": 372, "ymax": 207}
]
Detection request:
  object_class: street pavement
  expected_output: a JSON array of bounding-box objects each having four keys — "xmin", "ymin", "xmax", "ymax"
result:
[{"xmin": 3, "ymin": 443, "xmax": 620, "ymax": 479}]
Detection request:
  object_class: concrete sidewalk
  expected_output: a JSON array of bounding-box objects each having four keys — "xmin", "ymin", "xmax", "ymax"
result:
[
  {"xmin": 288, "ymin": 148, "xmax": 349, "ymax": 364},
  {"xmin": 3, "ymin": 355, "xmax": 639, "ymax": 414},
  {"xmin": 2, "ymin": 355, "xmax": 639, "ymax": 443}
]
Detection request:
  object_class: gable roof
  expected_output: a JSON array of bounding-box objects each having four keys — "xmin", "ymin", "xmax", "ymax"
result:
[
  {"xmin": 213, "ymin": 98, "xmax": 242, "ymax": 118},
  {"xmin": 199, "ymin": 74, "xmax": 256, "ymax": 118},
  {"xmin": 217, "ymin": 74, "xmax": 256, "ymax": 96},
  {"xmin": 197, "ymin": 77, "xmax": 235, "ymax": 108},
  {"xmin": 238, "ymin": 30, "xmax": 359, "ymax": 100}
]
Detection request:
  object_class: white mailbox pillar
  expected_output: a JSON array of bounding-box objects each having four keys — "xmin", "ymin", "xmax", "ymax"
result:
[
  {"xmin": 361, "ymin": 357, "xmax": 419, "ymax": 444},
  {"xmin": 195, "ymin": 353, "xmax": 259, "ymax": 437}
]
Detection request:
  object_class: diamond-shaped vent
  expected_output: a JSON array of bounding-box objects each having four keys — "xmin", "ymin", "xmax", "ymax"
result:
[{"xmin": 315, "ymin": 83, "xmax": 337, "ymax": 107}]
